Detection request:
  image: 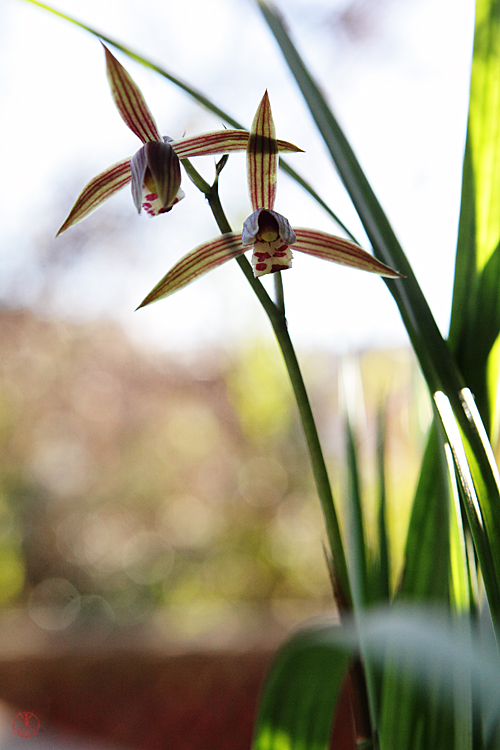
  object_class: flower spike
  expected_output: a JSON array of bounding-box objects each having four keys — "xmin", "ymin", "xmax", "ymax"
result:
[
  {"xmin": 138, "ymin": 90, "xmax": 401, "ymax": 309},
  {"xmin": 137, "ymin": 233, "xmax": 245, "ymax": 307}
]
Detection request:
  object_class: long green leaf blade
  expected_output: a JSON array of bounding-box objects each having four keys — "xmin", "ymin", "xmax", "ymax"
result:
[
  {"xmin": 256, "ymin": 0, "xmax": 451, "ymax": 396},
  {"xmin": 344, "ymin": 419, "xmax": 369, "ymax": 608},
  {"xmin": 257, "ymin": 0, "xmax": 500, "ymax": 624},
  {"xmin": 450, "ymin": 0, "xmax": 500, "ymax": 433},
  {"xmin": 399, "ymin": 425, "xmax": 451, "ymax": 603},
  {"xmin": 375, "ymin": 409, "xmax": 391, "ymax": 603},
  {"xmin": 252, "ymin": 625, "xmax": 351, "ymax": 750}
]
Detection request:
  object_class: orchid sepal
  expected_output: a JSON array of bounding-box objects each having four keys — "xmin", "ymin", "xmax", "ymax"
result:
[
  {"xmin": 293, "ymin": 229, "xmax": 403, "ymax": 277},
  {"xmin": 103, "ymin": 44, "xmax": 161, "ymax": 143},
  {"xmin": 170, "ymin": 130, "xmax": 303, "ymax": 159},
  {"xmin": 56, "ymin": 157, "xmax": 132, "ymax": 235},
  {"xmin": 137, "ymin": 233, "xmax": 245, "ymax": 308},
  {"xmin": 247, "ymin": 91, "xmax": 278, "ymax": 212}
]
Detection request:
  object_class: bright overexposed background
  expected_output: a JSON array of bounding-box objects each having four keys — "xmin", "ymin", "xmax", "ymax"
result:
[{"xmin": 0, "ymin": 0, "xmax": 474, "ymax": 353}]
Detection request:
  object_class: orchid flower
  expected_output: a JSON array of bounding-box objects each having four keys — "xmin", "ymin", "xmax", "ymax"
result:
[
  {"xmin": 57, "ymin": 47, "xmax": 301, "ymax": 235},
  {"xmin": 137, "ymin": 92, "xmax": 401, "ymax": 309}
]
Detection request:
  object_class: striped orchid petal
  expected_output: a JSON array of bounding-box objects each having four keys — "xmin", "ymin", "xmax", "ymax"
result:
[
  {"xmin": 137, "ymin": 233, "xmax": 245, "ymax": 308},
  {"xmin": 171, "ymin": 131, "xmax": 303, "ymax": 159},
  {"xmin": 131, "ymin": 141, "xmax": 184, "ymax": 215},
  {"xmin": 57, "ymin": 158, "xmax": 132, "ymax": 235},
  {"xmin": 103, "ymin": 45, "xmax": 161, "ymax": 144},
  {"xmin": 293, "ymin": 229, "xmax": 402, "ymax": 277},
  {"xmin": 247, "ymin": 91, "xmax": 279, "ymax": 212}
]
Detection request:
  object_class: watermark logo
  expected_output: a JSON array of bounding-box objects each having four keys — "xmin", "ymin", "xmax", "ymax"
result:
[{"xmin": 13, "ymin": 712, "xmax": 40, "ymax": 738}]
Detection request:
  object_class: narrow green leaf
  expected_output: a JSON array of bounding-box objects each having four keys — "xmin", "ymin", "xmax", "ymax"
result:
[
  {"xmin": 252, "ymin": 624, "xmax": 351, "ymax": 750},
  {"xmin": 352, "ymin": 606, "xmax": 500, "ymax": 748},
  {"xmin": 375, "ymin": 409, "xmax": 390, "ymax": 603},
  {"xmin": 450, "ymin": 0, "xmax": 500, "ymax": 428},
  {"xmin": 446, "ymin": 441, "xmax": 471, "ymax": 614},
  {"xmin": 399, "ymin": 425, "xmax": 451, "ymax": 602},
  {"xmin": 345, "ymin": 418, "xmax": 369, "ymax": 609},
  {"xmin": 257, "ymin": 0, "xmax": 500, "ymax": 625},
  {"xmin": 344, "ymin": 418, "xmax": 379, "ymax": 739},
  {"xmin": 448, "ymin": 140, "xmax": 477, "ymax": 353},
  {"xmin": 433, "ymin": 391, "xmax": 500, "ymax": 619},
  {"xmin": 256, "ymin": 0, "xmax": 451, "ymax": 396},
  {"xmin": 465, "ymin": 0, "xmax": 500, "ymax": 273}
]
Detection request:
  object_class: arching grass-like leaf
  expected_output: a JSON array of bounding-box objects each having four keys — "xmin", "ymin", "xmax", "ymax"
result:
[
  {"xmin": 256, "ymin": 0, "xmax": 500, "ymax": 625},
  {"xmin": 252, "ymin": 624, "xmax": 351, "ymax": 750}
]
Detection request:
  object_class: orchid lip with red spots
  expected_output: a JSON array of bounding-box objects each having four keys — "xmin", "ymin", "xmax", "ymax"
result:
[{"xmin": 242, "ymin": 208, "xmax": 296, "ymax": 277}]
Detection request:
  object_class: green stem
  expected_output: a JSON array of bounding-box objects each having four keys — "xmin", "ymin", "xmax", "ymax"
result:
[
  {"xmin": 274, "ymin": 272, "xmax": 285, "ymax": 316},
  {"xmin": 182, "ymin": 158, "xmax": 351, "ymax": 608},
  {"xmin": 237, "ymin": 253, "xmax": 350, "ymax": 607}
]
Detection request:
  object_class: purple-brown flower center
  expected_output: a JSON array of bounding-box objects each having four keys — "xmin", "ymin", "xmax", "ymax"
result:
[{"xmin": 257, "ymin": 211, "xmax": 280, "ymax": 243}]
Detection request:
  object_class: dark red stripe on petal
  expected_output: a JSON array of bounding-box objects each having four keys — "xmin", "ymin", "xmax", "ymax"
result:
[
  {"xmin": 277, "ymin": 138, "xmax": 304, "ymax": 153},
  {"xmin": 171, "ymin": 131, "xmax": 301, "ymax": 160},
  {"xmin": 172, "ymin": 131, "xmax": 250, "ymax": 157}
]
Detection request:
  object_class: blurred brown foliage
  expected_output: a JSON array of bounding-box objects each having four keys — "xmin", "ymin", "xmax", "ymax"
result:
[{"xmin": 0, "ymin": 306, "xmax": 428, "ymax": 649}]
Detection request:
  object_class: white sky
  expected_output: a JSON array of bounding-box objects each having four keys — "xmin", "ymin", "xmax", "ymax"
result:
[{"xmin": 0, "ymin": 0, "xmax": 475, "ymax": 353}]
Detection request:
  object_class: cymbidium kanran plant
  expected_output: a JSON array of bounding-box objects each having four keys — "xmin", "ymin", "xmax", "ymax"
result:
[
  {"xmin": 18, "ymin": 0, "xmax": 500, "ymax": 748},
  {"xmin": 57, "ymin": 42, "xmax": 401, "ymax": 635}
]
